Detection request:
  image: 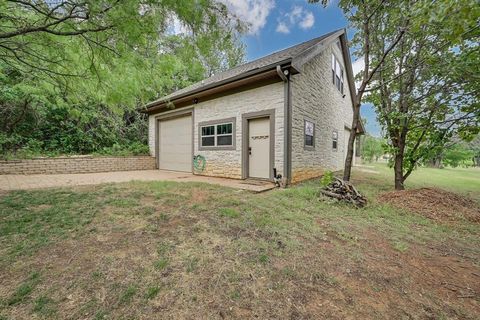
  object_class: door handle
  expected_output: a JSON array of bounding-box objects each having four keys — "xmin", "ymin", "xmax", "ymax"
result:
[{"xmin": 248, "ymin": 147, "xmax": 252, "ymax": 155}]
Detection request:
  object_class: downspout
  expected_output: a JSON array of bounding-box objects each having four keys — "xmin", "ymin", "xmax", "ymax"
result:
[{"xmin": 276, "ymin": 65, "xmax": 291, "ymax": 186}]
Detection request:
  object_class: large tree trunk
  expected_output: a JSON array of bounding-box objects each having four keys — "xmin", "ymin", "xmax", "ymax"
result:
[
  {"xmin": 393, "ymin": 143, "xmax": 405, "ymax": 190},
  {"xmin": 343, "ymin": 103, "xmax": 360, "ymax": 181},
  {"xmin": 394, "ymin": 154, "xmax": 405, "ymax": 190}
]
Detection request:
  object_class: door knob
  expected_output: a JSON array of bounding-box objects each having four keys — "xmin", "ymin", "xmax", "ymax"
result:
[{"xmin": 248, "ymin": 147, "xmax": 252, "ymax": 155}]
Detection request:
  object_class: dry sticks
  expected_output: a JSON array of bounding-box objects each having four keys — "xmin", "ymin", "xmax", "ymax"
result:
[{"xmin": 320, "ymin": 177, "xmax": 367, "ymax": 207}]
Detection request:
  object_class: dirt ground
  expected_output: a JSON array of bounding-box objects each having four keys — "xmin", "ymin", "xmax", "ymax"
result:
[
  {"xmin": 379, "ymin": 187, "xmax": 480, "ymax": 223},
  {"xmin": 0, "ymin": 177, "xmax": 479, "ymax": 319}
]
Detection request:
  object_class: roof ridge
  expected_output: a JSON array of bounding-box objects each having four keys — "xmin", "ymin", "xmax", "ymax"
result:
[
  {"xmin": 146, "ymin": 29, "xmax": 345, "ymax": 108},
  {"xmin": 205, "ymin": 29, "xmax": 342, "ymax": 81}
]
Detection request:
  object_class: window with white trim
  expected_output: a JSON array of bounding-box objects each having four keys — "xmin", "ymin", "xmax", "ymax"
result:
[
  {"xmin": 331, "ymin": 54, "xmax": 344, "ymax": 94},
  {"xmin": 304, "ymin": 120, "xmax": 315, "ymax": 148},
  {"xmin": 200, "ymin": 122, "xmax": 233, "ymax": 148}
]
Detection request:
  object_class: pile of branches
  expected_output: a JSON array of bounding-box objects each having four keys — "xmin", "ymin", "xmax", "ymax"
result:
[{"xmin": 320, "ymin": 177, "xmax": 367, "ymax": 207}]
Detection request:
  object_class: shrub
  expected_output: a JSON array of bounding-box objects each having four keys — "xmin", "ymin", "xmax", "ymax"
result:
[{"xmin": 320, "ymin": 171, "xmax": 334, "ymax": 187}]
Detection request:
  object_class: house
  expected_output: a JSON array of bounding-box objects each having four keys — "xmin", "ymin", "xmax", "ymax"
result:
[{"xmin": 143, "ymin": 29, "xmax": 364, "ymax": 185}]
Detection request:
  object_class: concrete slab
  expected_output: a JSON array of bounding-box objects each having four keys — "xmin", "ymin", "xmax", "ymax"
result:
[{"xmin": 0, "ymin": 170, "xmax": 275, "ymax": 193}]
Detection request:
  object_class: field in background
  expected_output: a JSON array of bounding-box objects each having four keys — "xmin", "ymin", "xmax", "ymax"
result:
[
  {"xmin": 0, "ymin": 166, "xmax": 479, "ymax": 319},
  {"xmin": 358, "ymin": 162, "xmax": 480, "ymax": 200}
]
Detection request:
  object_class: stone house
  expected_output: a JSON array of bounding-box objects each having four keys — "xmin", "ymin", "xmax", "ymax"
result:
[{"xmin": 144, "ymin": 29, "xmax": 364, "ymax": 185}]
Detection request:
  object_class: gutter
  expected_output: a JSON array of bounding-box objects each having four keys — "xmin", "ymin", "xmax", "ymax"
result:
[
  {"xmin": 143, "ymin": 58, "xmax": 295, "ymax": 113},
  {"xmin": 277, "ymin": 65, "xmax": 292, "ymax": 186}
]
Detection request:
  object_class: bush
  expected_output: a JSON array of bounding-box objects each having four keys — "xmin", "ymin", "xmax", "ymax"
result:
[
  {"xmin": 320, "ymin": 171, "xmax": 334, "ymax": 187},
  {"xmin": 94, "ymin": 142, "xmax": 149, "ymax": 156},
  {"xmin": 0, "ymin": 102, "xmax": 149, "ymax": 159}
]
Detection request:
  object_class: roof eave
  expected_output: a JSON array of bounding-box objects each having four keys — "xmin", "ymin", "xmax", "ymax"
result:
[{"xmin": 142, "ymin": 59, "xmax": 295, "ymax": 113}]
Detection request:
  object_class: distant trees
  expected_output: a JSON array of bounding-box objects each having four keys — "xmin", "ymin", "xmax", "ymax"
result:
[
  {"xmin": 360, "ymin": 135, "xmax": 384, "ymax": 163},
  {"xmin": 443, "ymin": 144, "xmax": 474, "ymax": 168},
  {"xmin": 426, "ymin": 135, "xmax": 480, "ymax": 168}
]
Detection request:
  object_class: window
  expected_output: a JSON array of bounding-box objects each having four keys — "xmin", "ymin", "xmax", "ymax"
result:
[
  {"xmin": 331, "ymin": 54, "xmax": 344, "ymax": 94},
  {"xmin": 304, "ymin": 120, "xmax": 315, "ymax": 148},
  {"xmin": 332, "ymin": 130, "xmax": 338, "ymax": 150},
  {"xmin": 199, "ymin": 118, "xmax": 235, "ymax": 150},
  {"xmin": 201, "ymin": 125, "xmax": 215, "ymax": 146},
  {"xmin": 216, "ymin": 123, "xmax": 233, "ymax": 146}
]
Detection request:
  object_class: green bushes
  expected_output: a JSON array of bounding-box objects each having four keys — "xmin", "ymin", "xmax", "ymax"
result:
[
  {"xmin": 0, "ymin": 103, "xmax": 149, "ymax": 159},
  {"xmin": 94, "ymin": 142, "xmax": 150, "ymax": 157}
]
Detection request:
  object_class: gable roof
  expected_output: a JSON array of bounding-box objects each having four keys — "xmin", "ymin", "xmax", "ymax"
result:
[{"xmin": 145, "ymin": 29, "xmax": 342, "ymax": 109}]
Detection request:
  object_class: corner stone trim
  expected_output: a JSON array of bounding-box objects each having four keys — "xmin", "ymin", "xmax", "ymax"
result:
[{"xmin": 0, "ymin": 156, "xmax": 156, "ymax": 175}]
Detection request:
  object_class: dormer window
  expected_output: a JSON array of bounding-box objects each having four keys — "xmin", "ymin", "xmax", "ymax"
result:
[{"xmin": 331, "ymin": 54, "xmax": 344, "ymax": 95}]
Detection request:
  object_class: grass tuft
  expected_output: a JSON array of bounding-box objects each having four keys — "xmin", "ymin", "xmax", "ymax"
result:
[
  {"xmin": 7, "ymin": 272, "xmax": 40, "ymax": 306},
  {"xmin": 145, "ymin": 286, "xmax": 161, "ymax": 300},
  {"xmin": 153, "ymin": 258, "xmax": 168, "ymax": 270},
  {"xmin": 33, "ymin": 295, "xmax": 56, "ymax": 317},
  {"xmin": 118, "ymin": 286, "xmax": 137, "ymax": 305},
  {"xmin": 218, "ymin": 207, "xmax": 240, "ymax": 218}
]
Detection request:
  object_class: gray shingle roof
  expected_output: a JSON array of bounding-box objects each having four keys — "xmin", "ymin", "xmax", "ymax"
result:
[{"xmin": 148, "ymin": 30, "xmax": 339, "ymax": 106}]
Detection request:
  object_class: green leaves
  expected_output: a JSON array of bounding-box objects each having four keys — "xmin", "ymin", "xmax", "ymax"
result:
[
  {"xmin": 0, "ymin": 0, "xmax": 246, "ymax": 156},
  {"xmin": 318, "ymin": 0, "xmax": 479, "ymax": 187}
]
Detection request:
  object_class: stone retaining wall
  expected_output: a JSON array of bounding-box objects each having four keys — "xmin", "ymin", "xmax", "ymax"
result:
[{"xmin": 0, "ymin": 156, "xmax": 156, "ymax": 175}]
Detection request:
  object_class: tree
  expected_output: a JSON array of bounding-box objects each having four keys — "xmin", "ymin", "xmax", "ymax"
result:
[
  {"xmin": 467, "ymin": 135, "xmax": 480, "ymax": 167},
  {"xmin": 310, "ymin": 0, "xmax": 407, "ymax": 181},
  {"xmin": 0, "ymin": 0, "xmax": 246, "ymax": 156},
  {"xmin": 361, "ymin": 135, "xmax": 384, "ymax": 163},
  {"xmin": 0, "ymin": 1, "xmax": 244, "ymax": 81},
  {"xmin": 443, "ymin": 143, "xmax": 474, "ymax": 168},
  {"xmin": 366, "ymin": 0, "xmax": 479, "ymax": 189}
]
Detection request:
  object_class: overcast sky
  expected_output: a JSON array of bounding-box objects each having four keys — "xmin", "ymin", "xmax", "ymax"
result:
[{"xmin": 221, "ymin": 0, "xmax": 381, "ymax": 136}]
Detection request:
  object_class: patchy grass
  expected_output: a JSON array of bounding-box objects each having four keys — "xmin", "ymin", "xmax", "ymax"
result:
[
  {"xmin": 364, "ymin": 162, "xmax": 480, "ymax": 200},
  {"xmin": 7, "ymin": 272, "xmax": 41, "ymax": 306},
  {"xmin": 0, "ymin": 168, "xmax": 479, "ymax": 319},
  {"xmin": 32, "ymin": 295, "xmax": 56, "ymax": 317}
]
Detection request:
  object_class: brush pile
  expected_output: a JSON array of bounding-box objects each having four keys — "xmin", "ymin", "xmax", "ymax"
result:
[{"xmin": 320, "ymin": 177, "xmax": 367, "ymax": 207}]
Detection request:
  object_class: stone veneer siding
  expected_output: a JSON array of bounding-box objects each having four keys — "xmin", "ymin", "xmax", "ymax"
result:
[
  {"xmin": 149, "ymin": 82, "xmax": 285, "ymax": 179},
  {"xmin": 290, "ymin": 41, "xmax": 355, "ymax": 183},
  {"xmin": 0, "ymin": 156, "xmax": 156, "ymax": 175}
]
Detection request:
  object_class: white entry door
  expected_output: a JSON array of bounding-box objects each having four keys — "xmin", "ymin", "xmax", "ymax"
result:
[
  {"xmin": 159, "ymin": 115, "xmax": 192, "ymax": 172},
  {"xmin": 248, "ymin": 117, "xmax": 270, "ymax": 179}
]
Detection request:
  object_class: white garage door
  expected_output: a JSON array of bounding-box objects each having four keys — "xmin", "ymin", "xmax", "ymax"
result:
[{"xmin": 159, "ymin": 115, "xmax": 192, "ymax": 172}]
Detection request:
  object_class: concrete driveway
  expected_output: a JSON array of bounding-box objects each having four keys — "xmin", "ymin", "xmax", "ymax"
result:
[{"xmin": 0, "ymin": 170, "xmax": 275, "ymax": 193}]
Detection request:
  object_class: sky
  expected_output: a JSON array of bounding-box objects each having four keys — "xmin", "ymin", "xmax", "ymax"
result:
[{"xmin": 221, "ymin": 0, "xmax": 381, "ymax": 136}]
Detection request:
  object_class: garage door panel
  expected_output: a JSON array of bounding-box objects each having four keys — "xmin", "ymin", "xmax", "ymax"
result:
[{"xmin": 159, "ymin": 115, "xmax": 192, "ymax": 172}]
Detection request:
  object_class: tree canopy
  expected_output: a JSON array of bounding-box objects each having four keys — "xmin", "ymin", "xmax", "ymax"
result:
[
  {"xmin": 0, "ymin": 0, "xmax": 246, "ymax": 157},
  {"xmin": 365, "ymin": 0, "xmax": 479, "ymax": 189},
  {"xmin": 312, "ymin": 0, "xmax": 479, "ymax": 189}
]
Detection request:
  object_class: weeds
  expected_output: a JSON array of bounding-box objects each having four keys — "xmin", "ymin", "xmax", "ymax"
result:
[
  {"xmin": 118, "ymin": 286, "xmax": 137, "ymax": 305},
  {"xmin": 7, "ymin": 272, "xmax": 40, "ymax": 306},
  {"xmin": 144, "ymin": 286, "xmax": 161, "ymax": 300}
]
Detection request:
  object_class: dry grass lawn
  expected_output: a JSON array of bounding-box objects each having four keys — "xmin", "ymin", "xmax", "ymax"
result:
[{"xmin": 0, "ymin": 166, "xmax": 479, "ymax": 319}]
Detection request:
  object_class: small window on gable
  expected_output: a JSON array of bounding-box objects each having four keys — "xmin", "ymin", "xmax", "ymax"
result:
[
  {"xmin": 332, "ymin": 130, "xmax": 338, "ymax": 150},
  {"xmin": 305, "ymin": 120, "xmax": 315, "ymax": 148},
  {"xmin": 199, "ymin": 119, "xmax": 235, "ymax": 149},
  {"xmin": 331, "ymin": 54, "xmax": 344, "ymax": 95}
]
